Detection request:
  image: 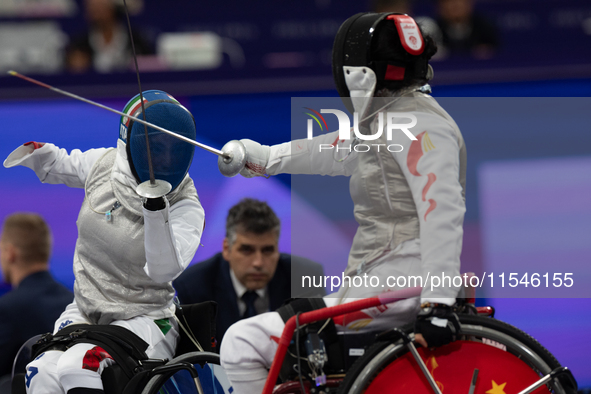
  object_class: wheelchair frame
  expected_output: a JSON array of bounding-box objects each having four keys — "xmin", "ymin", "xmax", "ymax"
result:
[
  {"xmin": 10, "ymin": 302, "xmax": 219, "ymax": 394},
  {"xmin": 11, "ymin": 291, "xmax": 577, "ymax": 394},
  {"xmin": 263, "ymin": 286, "xmax": 577, "ymax": 394},
  {"xmin": 139, "ymin": 352, "xmax": 221, "ymax": 394}
]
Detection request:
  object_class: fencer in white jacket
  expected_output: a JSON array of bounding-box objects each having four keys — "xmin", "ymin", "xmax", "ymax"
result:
[
  {"xmin": 219, "ymin": 13, "xmax": 466, "ymax": 394},
  {"xmin": 3, "ymin": 92, "xmax": 205, "ymax": 394}
]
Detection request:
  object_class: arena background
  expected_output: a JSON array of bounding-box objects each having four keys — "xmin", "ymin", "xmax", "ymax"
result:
[{"xmin": 0, "ymin": 0, "xmax": 590, "ymax": 388}]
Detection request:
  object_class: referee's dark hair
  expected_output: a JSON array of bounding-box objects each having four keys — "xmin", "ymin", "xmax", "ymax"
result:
[{"xmin": 225, "ymin": 199, "xmax": 280, "ymax": 246}]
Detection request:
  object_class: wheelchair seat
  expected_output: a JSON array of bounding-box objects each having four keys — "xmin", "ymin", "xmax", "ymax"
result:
[
  {"xmin": 174, "ymin": 301, "xmax": 217, "ymax": 356},
  {"xmin": 11, "ymin": 302, "xmax": 218, "ymax": 394}
]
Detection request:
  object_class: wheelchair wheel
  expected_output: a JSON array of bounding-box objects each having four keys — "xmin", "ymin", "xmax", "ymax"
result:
[
  {"xmin": 140, "ymin": 352, "xmax": 224, "ymax": 394},
  {"xmin": 337, "ymin": 314, "xmax": 572, "ymax": 394}
]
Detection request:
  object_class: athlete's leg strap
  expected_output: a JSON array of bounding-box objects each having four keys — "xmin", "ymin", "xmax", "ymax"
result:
[{"xmin": 32, "ymin": 324, "xmax": 151, "ymax": 380}]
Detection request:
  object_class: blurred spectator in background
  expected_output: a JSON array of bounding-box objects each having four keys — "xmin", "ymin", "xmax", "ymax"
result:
[
  {"xmin": 65, "ymin": 0, "xmax": 153, "ymax": 73},
  {"xmin": 0, "ymin": 213, "xmax": 73, "ymax": 379},
  {"xmin": 373, "ymin": 0, "xmax": 411, "ymax": 15},
  {"xmin": 433, "ymin": 0, "xmax": 499, "ymax": 59},
  {"xmin": 174, "ymin": 198, "xmax": 325, "ymax": 347}
]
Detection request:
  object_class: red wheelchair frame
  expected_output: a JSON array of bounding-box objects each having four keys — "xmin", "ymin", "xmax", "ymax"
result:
[
  {"xmin": 263, "ymin": 287, "xmax": 422, "ymax": 394},
  {"xmin": 262, "ymin": 286, "xmax": 576, "ymax": 394}
]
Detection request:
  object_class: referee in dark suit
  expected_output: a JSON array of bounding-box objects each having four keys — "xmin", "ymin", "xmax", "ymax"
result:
[{"xmin": 174, "ymin": 199, "xmax": 325, "ymax": 348}]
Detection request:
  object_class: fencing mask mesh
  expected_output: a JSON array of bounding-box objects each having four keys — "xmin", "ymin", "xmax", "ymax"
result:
[{"xmin": 119, "ymin": 90, "xmax": 196, "ymax": 191}]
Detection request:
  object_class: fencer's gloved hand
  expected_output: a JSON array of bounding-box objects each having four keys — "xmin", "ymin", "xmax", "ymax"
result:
[
  {"xmin": 239, "ymin": 139, "xmax": 270, "ymax": 178},
  {"xmin": 414, "ymin": 303, "xmax": 460, "ymax": 348},
  {"xmin": 143, "ymin": 197, "xmax": 166, "ymax": 211}
]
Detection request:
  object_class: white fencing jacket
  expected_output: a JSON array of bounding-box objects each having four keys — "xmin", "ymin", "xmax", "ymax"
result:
[
  {"xmin": 4, "ymin": 140, "xmax": 205, "ymax": 324},
  {"xmin": 266, "ymin": 93, "xmax": 466, "ymax": 305}
]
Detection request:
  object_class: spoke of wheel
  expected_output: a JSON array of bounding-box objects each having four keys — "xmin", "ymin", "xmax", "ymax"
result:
[
  {"xmin": 468, "ymin": 368, "xmax": 479, "ymax": 394},
  {"xmin": 406, "ymin": 341, "xmax": 443, "ymax": 394}
]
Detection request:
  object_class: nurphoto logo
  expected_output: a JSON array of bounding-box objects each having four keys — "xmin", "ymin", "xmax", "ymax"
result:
[{"xmin": 304, "ymin": 108, "xmax": 418, "ymax": 153}]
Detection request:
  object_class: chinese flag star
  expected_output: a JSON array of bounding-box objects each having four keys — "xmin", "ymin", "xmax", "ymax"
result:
[{"xmin": 486, "ymin": 380, "xmax": 507, "ymax": 394}]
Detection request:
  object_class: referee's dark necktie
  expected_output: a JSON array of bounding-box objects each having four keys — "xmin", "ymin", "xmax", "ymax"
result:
[{"xmin": 241, "ymin": 291, "xmax": 259, "ymax": 319}]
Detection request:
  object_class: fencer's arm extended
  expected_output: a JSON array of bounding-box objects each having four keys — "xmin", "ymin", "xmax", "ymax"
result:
[
  {"xmin": 3, "ymin": 143, "xmax": 108, "ymax": 188},
  {"xmin": 393, "ymin": 115, "xmax": 465, "ymax": 306},
  {"xmin": 243, "ymin": 130, "xmax": 357, "ymax": 177},
  {"xmin": 268, "ymin": 131, "xmax": 358, "ymax": 176},
  {"xmin": 142, "ymin": 197, "xmax": 205, "ymax": 283}
]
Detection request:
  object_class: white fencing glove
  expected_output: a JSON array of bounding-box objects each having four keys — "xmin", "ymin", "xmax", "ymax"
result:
[{"xmin": 239, "ymin": 139, "xmax": 271, "ymax": 178}]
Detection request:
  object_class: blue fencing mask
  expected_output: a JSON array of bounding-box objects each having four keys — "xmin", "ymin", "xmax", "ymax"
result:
[{"xmin": 118, "ymin": 90, "xmax": 196, "ymax": 191}]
